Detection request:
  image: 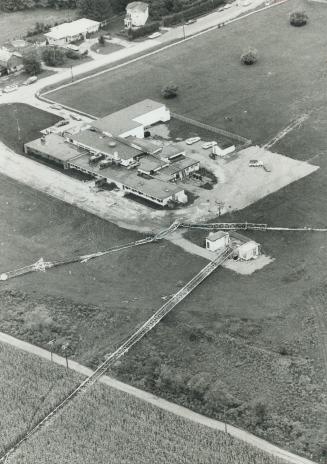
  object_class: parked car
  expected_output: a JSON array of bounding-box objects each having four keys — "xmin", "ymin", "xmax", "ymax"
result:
[
  {"xmin": 224, "ymin": 3, "xmax": 233, "ymax": 8},
  {"xmin": 249, "ymin": 159, "xmax": 263, "ymax": 167},
  {"xmin": 186, "ymin": 136, "xmax": 201, "ymax": 145},
  {"xmin": 55, "ymin": 119, "xmax": 70, "ymax": 128},
  {"xmin": 23, "ymin": 76, "xmax": 37, "ymax": 85},
  {"xmin": 99, "ymin": 159, "xmax": 111, "ymax": 169},
  {"xmin": 89, "ymin": 153, "xmax": 105, "ymax": 164},
  {"xmin": 185, "ymin": 19, "xmax": 197, "ymax": 25},
  {"xmin": 202, "ymin": 141, "xmax": 218, "ymax": 149},
  {"xmin": 50, "ymin": 104, "xmax": 62, "ymax": 110},
  {"xmin": 148, "ymin": 32, "xmax": 162, "ymax": 39},
  {"xmin": 3, "ymin": 84, "xmax": 18, "ymax": 93},
  {"xmin": 70, "ymin": 113, "xmax": 82, "ymax": 121}
]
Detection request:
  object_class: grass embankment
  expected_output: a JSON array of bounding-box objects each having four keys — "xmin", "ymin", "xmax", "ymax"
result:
[{"xmin": 1, "ymin": 342, "xmax": 287, "ymax": 464}]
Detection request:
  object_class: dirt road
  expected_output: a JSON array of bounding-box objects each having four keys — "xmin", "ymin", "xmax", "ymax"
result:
[{"xmin": 0, "ymin": 331, "xmax": 317, "ymax": 464}]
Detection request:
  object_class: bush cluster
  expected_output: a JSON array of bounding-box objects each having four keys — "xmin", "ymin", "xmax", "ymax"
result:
[
  {"xmin": 240, "ymin": 47, "xmax": 258, "ymax": 65},
  {"xmin": 162, "ymin": 0, "xmax": 224, "ymax": 26},
  {"xmin": 161, "ymin": 82, "xmax": 178, "ymax": 99},
  {"xmin": 289, "ymin": 10, "xmax": 308, "ymax": 27},
  {"xmin": 127, "ymin": 21, "xmax": 160, "ymax": 40}
]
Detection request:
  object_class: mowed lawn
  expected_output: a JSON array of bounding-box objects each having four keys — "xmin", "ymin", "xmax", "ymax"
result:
[
  {"xmin": 0, "ymin": 104, "xmax": 61, "ymax": 154},
  {"xmin": 48, "ymin": 0, "xmax": 327, "ymax": 145}
]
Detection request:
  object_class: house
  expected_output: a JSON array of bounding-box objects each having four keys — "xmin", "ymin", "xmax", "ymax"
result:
[
  {"xmin": 124, "ymin": 2, "xmax": 149, "ymax": 28},
  {"xmin": 45, "ymin": 18, "xmax": 100, "ymax": 46},
  {"xmin": 0, "ymin": 49, "xmax": 23, "ymax": 74},
  {"xmin": 206, "ymin": 231, "xmax": 230, "ymax": 252},
  {"xmin": 67, "ymin": 129, "xmax": 143, "ymax": 167},
  {"xmin": 237, "ymin": 241, "xmax": 260, "ymax": 261},
  {"xmin": 91, "ymin": 99, "xmax": 170, "ymax": 139}
]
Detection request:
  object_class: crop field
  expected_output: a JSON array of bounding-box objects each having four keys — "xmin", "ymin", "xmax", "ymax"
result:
[
  {"xmin": 1, "ymin": 342, "xmax": 287, "ymax": 464},
  {"xmin": 0, "ymin": 342, "xmax": 80, "ymax": 456}
]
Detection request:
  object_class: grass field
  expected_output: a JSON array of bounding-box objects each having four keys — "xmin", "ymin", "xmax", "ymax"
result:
[
  {"xmin": 47, "ymin": 0, "xmax": 327, "ymax": 147},
  {"xmin": 1, "ymin": 1, "xmax": 327, "ymax": 461},
  {"xmin": 0, "ymin": 103, "xmax": 60, "ymax": 154},
  {"xmin": 1, "ymin": 342, "xmax": 288, "ymax": 464},
  {"xmin": 0, "ymin": 8, "xmax": 77, "ymax": 44}
]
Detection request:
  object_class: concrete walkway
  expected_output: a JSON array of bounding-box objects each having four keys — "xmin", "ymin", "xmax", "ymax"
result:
[{"xmin": 0, "ymin": 331, "xmax": 317, "ymax": 464}]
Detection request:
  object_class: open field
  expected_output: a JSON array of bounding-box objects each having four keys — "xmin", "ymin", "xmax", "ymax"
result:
[
  {"xmin": 47, "ymin": 0, "xmax": 327, "ymax": 147},
  {"xmin": 1, "ymin": 1, "xmax": 327, "ymax": 461},
  {"xmin": 1, "ymin": 341, "xmax": 290, "ymax": 464},
  {"xmin": 0, "ymin": 8, "xmax": 77, "ymax": 44},
  {"xmin": 0, "ymin": 103, "xmax": 60, "ymax": 154},
  {"xmin": 0, "ymin": 342, "xmax": 80, "ymax": 455}
]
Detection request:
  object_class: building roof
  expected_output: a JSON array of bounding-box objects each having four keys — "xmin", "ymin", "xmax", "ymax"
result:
[
  {"xmin": 45, "ymin": 18, "xmax": 100, "ymax": 41},
  {"xmin": 0, "ymin": 49, "xmax": 21, "ymax": 67},
  {"xmin": 70, "ymin": 130, "xmax": 142, "ymax": 161},
  {"xmin": 92, "ymin": 99, "xmax": 166, "ymax": 136},
  {"xmin": 207, "ymin": 231, "xmax": 229, "ymax": 241},
  {"xmin": 160, "ymin": 143, "xmax": 184, "ymax": 159},
  {"xmin": 126, "ymin": 2, "xmax": 149, "ymax": 12},
  {"xmin": 125, "ymin": 136, "xmax": 161, "ymax": 154},
  {"xmin": 138, "ymin": 155, "xmax": 167, "ymax": 173},
  {"xmin": 69, "ymin": 154, "xmax": 183, "ymax": 201},
  {"xmin": 25, "ymin": 133, "xmax": 83, "ymax": 162},
  {"xmin": 157, "ymin": 157, "xmax": 199, "ymax": 181}
]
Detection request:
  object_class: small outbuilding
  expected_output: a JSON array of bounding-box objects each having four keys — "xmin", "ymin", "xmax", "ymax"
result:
[
  {"xmin": 206, "ymin": 231, "xmax": 230, "ymax": 252},
  {"xmin": 0, "ymin": 49, "xmax": 23, "ymax": 74},
  {"xmin": 237, "ymin": 241, "xmax": 260, "ymax": 261},
  {"xmin": 124, "ymin": 2, "xmax": 149, "ymax": 29}
]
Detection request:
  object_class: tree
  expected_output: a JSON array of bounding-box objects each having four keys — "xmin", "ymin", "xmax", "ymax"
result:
[
  {"xmin": 98, "ymin": 34, "xmax": 105, "ymax": 46},
  {"xmin": 77, "ymin": 0, "xmax": 112, "ymax": 21},
  {"xmin": 161, "ymin": 82, "xmax": 178, "ymax": 99},
  {"xmin": 240, "ymin": 47, "xmax": 258, "ymax": 65},
  {"xmin": 23, "ymin": 51, "xmax": 42, "ymax": 75},
  {"xmin": 290, "ymin": 10, "xmax": 308, "ymax": 27},
  {"xmin": 42, "ymin": 46, "xmax": 66, "ymax": 66}
]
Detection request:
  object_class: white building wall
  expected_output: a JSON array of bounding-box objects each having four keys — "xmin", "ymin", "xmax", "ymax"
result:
[
  {"xmin": 135, "ymin": 106, "xmax": 170, "ymax": 127},
  {"xmin": 120, "ymin": 126, "xmax": 145, "ymax": 139},
  {"xmin": 206, "ymin": 235, "xmax": 229, "ymax": 252}
]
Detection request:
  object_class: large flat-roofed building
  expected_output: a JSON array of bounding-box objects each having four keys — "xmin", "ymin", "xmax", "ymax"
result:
[
  {"xmin": 92, "ymin": 99, "xmax": 170, "ymax": 139},
  {"xmin": 67, "ymin": 130, "xmax": 143, "ymax": 167},
  {"xmin": 24, "ymin": 133, "xmax": 83, "ymax": 168},
  {"xmin": 67, "ymin": 154, "xmax": 187, "ymax": 206},
  {"xmin": 45, "ymin": 18, "xmax": 100, "ymax": 46}
]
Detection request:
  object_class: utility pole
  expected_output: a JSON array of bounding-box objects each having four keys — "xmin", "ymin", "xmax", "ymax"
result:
[
  {"xmin": 70, "ymin": 65, "xmax": 74, "ymax": 82},
  {"xmin": 48, "ymin": 339, "xmax": 55, "ymax": 362},
  {"xmin": 224, "ymin": 407, "xmax": 228, "ymax": 434}
]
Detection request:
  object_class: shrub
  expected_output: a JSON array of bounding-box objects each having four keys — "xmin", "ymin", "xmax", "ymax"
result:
[
  {"xmin": 65, "ymin": 49, "xmax": 80, "ymax": 60},
  {"xmin": 289, "ymin": 10, "xmax": 308, "ymax": 27},
  {"xmin": 98, "ymin": 34, "xmax": 105, "ymax": 45},
  {"xmin": 240, "ymin": 47, "xmax": 258, "ymax": 65},
  {"xmin": 161, "ymin": 82, "xmax": 178, "ymax": 99},
  {"xmin": 23, "ymin": 51, "xmax": 42, "ymax": 75},
  {"xmin": 42, "ymin": 46, "xmax": 66, "ymax": 66},
  {"xmin": 127, "ymin": 21, "xmax": 160, "ymax": 40}
]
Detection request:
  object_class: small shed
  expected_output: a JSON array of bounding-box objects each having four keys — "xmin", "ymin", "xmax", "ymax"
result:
[
  {"xmin": 206, "ymin": 231, "xmax": 230, "ymax": 252},
  {"xmin": 237, "ymin": 241, "xmax": 260, "ymax": 261},
  {"xmin": 125, "ymin": 2, "xmax": 149, "ymax": 28}
]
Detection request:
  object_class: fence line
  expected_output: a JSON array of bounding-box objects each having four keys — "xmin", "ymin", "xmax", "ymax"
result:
[{"xmin": 171, "ymin": 112, "xmax": 251, "ymax": 146}]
